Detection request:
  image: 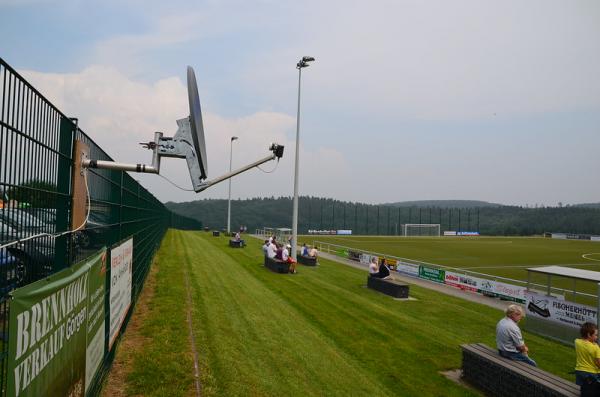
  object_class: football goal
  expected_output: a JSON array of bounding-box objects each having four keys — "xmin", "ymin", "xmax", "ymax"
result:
[{"xmin": 402, "ymin": 224, "xmax": 441, "ymax": 237}]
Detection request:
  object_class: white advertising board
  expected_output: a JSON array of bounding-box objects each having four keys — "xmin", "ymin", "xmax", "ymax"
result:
[
  {"xmin": 395, "ymin": 262, "xmax": 420, "ymax": 277},
  {"xmin": 525, "ymin": 291, "xmax": 597, "ymax": 329},
  {"xmin": 109, "ymin": 238, "xmax": 133, "ymax": 350},
  {"xmin": 444, "ymin": 271, "xmax": 527, "ymax": 302}
]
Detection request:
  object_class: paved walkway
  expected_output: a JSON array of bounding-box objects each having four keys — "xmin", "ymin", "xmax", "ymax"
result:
[
  {"xmin": 319, "ymin": 251, "xmax": 508, "ymax": 311},
  {"xmin": 250, "ymin": 234, "xmax": 508, "ymax": 311}
]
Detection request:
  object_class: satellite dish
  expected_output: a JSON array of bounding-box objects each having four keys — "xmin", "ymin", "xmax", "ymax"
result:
[
  {"xmin": 187, "ymin": 66, "xmax": 208, "ymax": 180},
  {"xmin": 82, "ymin": 65, "xmax": 284, "ymax": 193}
]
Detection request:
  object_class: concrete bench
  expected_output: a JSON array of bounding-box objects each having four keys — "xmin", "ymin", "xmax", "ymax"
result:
[
  {"xmin": 298, "ymin": 255, "xmax": 317, "ymax": 266},
  {"xmin": 367, "ymin": 276, "xmax": 409, "ymax": 298},
  {"xmin": 212, "ymin": 231, "xmax": 220, "ymax": 237},
  {"xmin": 229, "ymin": 239, "xmax": 245, "ymax": 248},
  {"xmin": 461, "ymin": 343, "xmax": 579, "ymax": 397},
  {"xmin": 264, "ymin": 256, "xmax": 289, "ymax": 274}
]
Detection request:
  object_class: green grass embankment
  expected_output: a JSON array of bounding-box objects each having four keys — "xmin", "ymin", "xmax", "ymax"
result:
[{"xmin": 117, "ymin": 230, "xmax": 577, "ymax": 396}]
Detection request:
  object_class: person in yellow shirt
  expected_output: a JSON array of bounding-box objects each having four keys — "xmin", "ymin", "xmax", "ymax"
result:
[{"xmin": 575, "ymin": 322, "xmax": 600, "ymax": 396}]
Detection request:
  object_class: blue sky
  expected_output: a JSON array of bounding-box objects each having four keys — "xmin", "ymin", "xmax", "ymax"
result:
[{"xmin": 1, "ymin": 0, "xmax": 599, "ymax": 205}]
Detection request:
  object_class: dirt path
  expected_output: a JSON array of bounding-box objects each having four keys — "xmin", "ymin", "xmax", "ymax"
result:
[{"xmin": 101, "ymin": 264, "xmax": 158, "ymax": 397}]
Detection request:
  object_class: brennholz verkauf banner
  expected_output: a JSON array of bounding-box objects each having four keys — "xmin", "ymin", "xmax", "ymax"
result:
[{"xmin": 7, "ymin": 249, "xmax": 107, "ymax": 397}]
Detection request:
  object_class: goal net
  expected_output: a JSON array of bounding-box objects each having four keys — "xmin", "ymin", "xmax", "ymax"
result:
[{"xmin": 402, "ymin": 224, "xmax": 441, "ymax": 237}]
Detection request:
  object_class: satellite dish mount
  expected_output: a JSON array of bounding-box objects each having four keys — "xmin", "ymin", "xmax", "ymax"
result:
[{"xmin": 82, "ymin": 66, "xmax": 284, "ymax": 192}]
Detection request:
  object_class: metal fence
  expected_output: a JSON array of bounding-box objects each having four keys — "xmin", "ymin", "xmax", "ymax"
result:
[{"xmin": 0, "ymin": 58, "xmax": 201, "ymax": 396}]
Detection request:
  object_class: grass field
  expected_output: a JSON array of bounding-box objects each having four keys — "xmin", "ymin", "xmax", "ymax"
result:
[
  {"xmin": 106, "ymin": 230, "xmax": 579, "ymax": 397},
  {"xmin": 309, "ymin": 235, "xmax": 600, "ymax": 286}
]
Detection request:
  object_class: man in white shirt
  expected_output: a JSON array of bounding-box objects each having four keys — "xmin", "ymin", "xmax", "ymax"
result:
[
  {"xmin": 496, "ymin": 304, "xmax": 536, "ymax": 366},
  {"xmin": 266, "ymin": 242, "xmax": 277, "ymax": 259}
]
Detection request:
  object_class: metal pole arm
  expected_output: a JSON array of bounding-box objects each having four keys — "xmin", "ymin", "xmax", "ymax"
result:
[
  {"xmin": 82, "ymin": 159, "xmax": 159, "ymax": 174},
  {"xmin": 195, "ymin": 153, "xmax": 277, "ymax": 192}
]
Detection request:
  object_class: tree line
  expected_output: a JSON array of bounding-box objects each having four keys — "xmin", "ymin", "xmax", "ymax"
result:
[{"xmin": 165, "ymin": 197, "xmax": 600, "ymax": 236}]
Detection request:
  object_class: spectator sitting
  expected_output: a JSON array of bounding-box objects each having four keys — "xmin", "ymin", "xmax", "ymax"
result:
[
  {"xmin": 282, "ymin": 244, "xmax": 297, "ymax": 274},
  {"xmin": 275, "ymin": 243, "xmax": 284, "ymax": 260},
  {"xmin": 301, "ymin": 243, "xmax": 309, "ymax": 257},
  {"xmin": 234, "ymin": 232, "xmax": 241, "ymax": 242},
  {"xmin": 266, "ymin": 241, "xmax": 277, "ymax": 259},
  {"xmin": 496, "ymin": 304, "xmax": 536, "ymax": 366},
  {"xmin": 575, "ymin": 322, "xmax": 600, "ymax": 395},
  {"xmin": 369, "ymin": 257, "xmax": 391, "ymax": 279},
  {"xmin": 262, "ymin": 240, "xmax": 269, "ymax": 255},
  {"xmin": 308, "ymin": 246, "xmax": 318, "ymax": 258}
]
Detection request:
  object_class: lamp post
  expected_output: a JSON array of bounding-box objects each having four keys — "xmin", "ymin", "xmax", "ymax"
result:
[
  {"xmin": 292, "ymin": 56, "xmax": 315, "ymax": 260},
  {"xmin": 227, "ymin": 136, "xmax": 238, "ymax": 234}
]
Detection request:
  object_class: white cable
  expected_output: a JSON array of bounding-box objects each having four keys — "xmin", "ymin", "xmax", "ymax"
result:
[
  {"xmin": 159, "ymin": 174, "xmax": 194, "ymax": 191},
  {"xmin": 0, "ymin": 169, "xmax": 91, "ymax": 251}
]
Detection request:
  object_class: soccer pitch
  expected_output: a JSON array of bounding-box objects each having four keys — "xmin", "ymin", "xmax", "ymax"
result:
[{"xmin": 308, "ymin": 235, "xmax": 600, "ymax": 282}]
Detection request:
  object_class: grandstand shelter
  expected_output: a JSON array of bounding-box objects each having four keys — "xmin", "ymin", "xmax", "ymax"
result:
[
  {"xmin": 259, "ymin": 227, "xmax": 292, "ymax": 243},
  {"xmin": 525, "ymin": 266, "xmax": 600, "ymax": 345}
]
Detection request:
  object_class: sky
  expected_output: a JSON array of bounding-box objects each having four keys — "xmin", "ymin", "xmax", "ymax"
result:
[{"xmin": 1, "ymin": 0, "xmax": 599, "ymax": 206}]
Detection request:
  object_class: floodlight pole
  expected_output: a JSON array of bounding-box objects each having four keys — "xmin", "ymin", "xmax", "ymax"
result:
[
  {"xmin": 292, "ymin": 56, "xmax": 315, "ymax": 261},
  {"xmin": 227, "ymin": 136, "xmax": 238, "ymax": 234}
]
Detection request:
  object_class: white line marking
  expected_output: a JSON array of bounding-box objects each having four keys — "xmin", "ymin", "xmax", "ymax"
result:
[{"xmin": 582, "ymin": 253, "xmax": 600, "ymax": 262}]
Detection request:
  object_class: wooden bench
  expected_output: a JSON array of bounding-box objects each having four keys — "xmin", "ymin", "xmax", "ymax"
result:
[
  {"xmin": 264, "ymin": 256, "xmax": 290, "ymax": 274},
  {"xmin": 229, "ymin": 239, "xmax": 245, "ymax": 248},
  {"xmin": 212, "ymin": 231, "xmax": 220, "ymax": 237},
  {"xmin": 461, "ymin": 343, "xmax": 579, "ymax": 397},
  {"xmin": 298, "ymin": 255, "xmax": 317, "ymax": 266},
  {"xmin": 367, "ymin": 276, "xmax": 409, "ymax": 298}
]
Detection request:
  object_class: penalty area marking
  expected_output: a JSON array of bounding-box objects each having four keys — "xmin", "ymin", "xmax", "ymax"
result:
[{"xmin": 583, "ymin": 253, "xmax": 600, "ymax": 262}]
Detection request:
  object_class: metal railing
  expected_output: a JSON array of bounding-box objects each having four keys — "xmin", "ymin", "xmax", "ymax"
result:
[
  {"xmin": 0, "ymin": 58, "xmax": 201, "ymax": 396},
  {"xmin": 313, "ymin": 240, "xmax": 598, "ymax": 303}
]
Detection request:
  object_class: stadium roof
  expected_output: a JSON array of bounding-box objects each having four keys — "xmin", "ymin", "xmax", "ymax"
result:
[{"xmin": 526, "ymin": 266, "xmax": 600, "ymax": 283}]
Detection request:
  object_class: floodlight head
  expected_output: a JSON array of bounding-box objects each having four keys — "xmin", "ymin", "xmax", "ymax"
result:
[
  {"xmin": 231, "ymin": 136, "xmax": 238, "ymax": 141},
  {"xmin": 297, "ymin": 56, "xmax": 315, "ymax": 69},
  {"xmin": 187, "ymin": 66, "xmax": 208, "ymax": 180}
]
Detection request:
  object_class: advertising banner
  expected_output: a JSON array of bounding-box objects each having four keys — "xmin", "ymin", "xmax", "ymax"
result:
[
  {"xmin": 591, "ymin": 236, "xmax": 600, "ymax": 242},
  {"xmin": 336, "ymin": 230, "xmax": 352, "ymax": 235},
  {"xmin": 396, "ymin": 262, "xmax": 420, "ymax": 277},
  {"xmin": 444, "ymin": 271, "xmax": 482, "ymax": 293},
  {"xmin": 525, "ymin": 291, "xmax": 597, "ymax": 329},
  {"xmin": 443, "ymin": 272, "xmax": 527, "ymax": 303},
  {"xmin": 7, "ymin": 249, "xmax": 107, "ymax": 397},
  {"xmin": 418, "ymin": 266, "xmax": 445, "ymax": 283},
  {"xmin": 336, "ymin": 249, "xmax": 349, "ymax": 258},
  {"xmin": 348, "ymin": 251, "xmax": 361, "ymax": 262},
  {"xmin": 109, "ymin": 238, "xmax": 133, "ymax": 350},
  {"xmin": 359, "ymin": 254, "xmax": 374, "ymax": 265},
  {"xmin": 85, "ymin": 252, "xmax": 107, "ymax": 393},
  {"xmin": 443, "ymin": 231, "xmax": 457, "ymax": 236}
]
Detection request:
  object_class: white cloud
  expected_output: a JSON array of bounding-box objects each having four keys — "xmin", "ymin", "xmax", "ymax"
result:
[{"xmin": 21, "ymin": 66, "xmax": 352, "ymax": 202}]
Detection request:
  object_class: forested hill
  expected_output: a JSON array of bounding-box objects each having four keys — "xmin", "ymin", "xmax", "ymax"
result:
[
  {"xmin": 165, "ymin": 197, "xmax": 600, "ymax": 236},
  {"xmin": 385, "ymin": 200, "xmax": 502, "ymax": 208}
]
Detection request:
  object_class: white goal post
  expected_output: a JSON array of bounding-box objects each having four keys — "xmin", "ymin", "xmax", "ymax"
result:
[{"xmin": 402, "ymin": 224, "xmax": 441, "ymax": 236}]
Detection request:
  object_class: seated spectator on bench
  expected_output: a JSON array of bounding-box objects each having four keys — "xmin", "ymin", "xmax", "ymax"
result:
[
  {"xmin": 275, "ymin": 243, "xmax": 284, "ymax": 260},
  {"xmin": 575, "ymin": 322, "xmax": 600, "ymax": 394},
  {"xmin": 266, "ymin": 241, "xmax": 277, "ymax": 259},
  {"xmin": 262, "ymin": 240, "xmax": 269, "ymax": 255},
  {"xmin": 369, "ymin": 257, "xmax": 391, "ymax": 279},
  {"xmin": 496, "ymin": 304, "xmax": 536, "ymax": 366},
  {"xmin": 282, "ymin": 244, "xmax": 297, "ymax": 274},
  {"xmin": 301, "ymin": 243, "xmax": 309, "ymax": 257},
  {"xmin": 234, "ymin": 232, "xmax": 241, "ymax": 242},
  {"xmin": 309, "ymin": 246, "xmax": 318, "ymax": 258}
]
